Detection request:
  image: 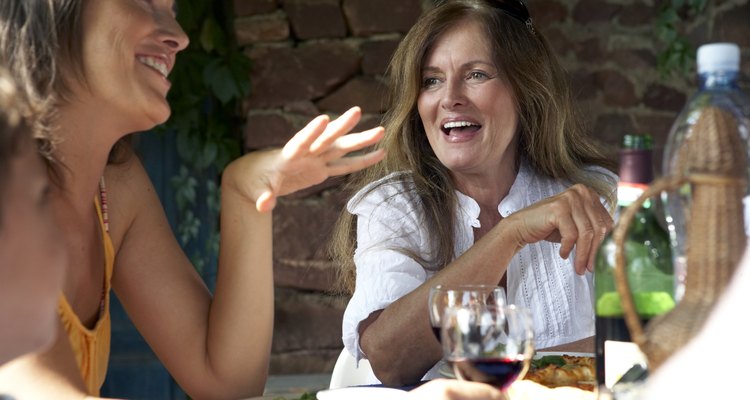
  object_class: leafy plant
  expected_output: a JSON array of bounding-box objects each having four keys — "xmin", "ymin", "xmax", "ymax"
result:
[
  {"xmin": 157, "ymin": 0, "xmax": 251, "ymax": 273},
  {"xmin": 655, "ymin": 0, "xmax": 708, "ymax": 78}
]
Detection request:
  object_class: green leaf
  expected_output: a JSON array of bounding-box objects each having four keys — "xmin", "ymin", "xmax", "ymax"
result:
[
  {"xmin": 204, "ymin": 59, "xmax": 240, "ymax": 104},
  {"xmin": 531, "ymin": 355, "xmax": 566, "ymax": 369},
  {"xmin": 177, "ymin": 210, "xmax": 200, "ymax": 245},
  {"xmin": 195, "ymin": 141, "xmax": 218, "ymax": 170},
  {"xmin": 199, "ymin": 18, "xmax": 226, "ymax": 53}
]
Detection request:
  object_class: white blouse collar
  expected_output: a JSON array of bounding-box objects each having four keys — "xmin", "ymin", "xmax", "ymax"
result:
[{"xmin": 455, "ymin": 160, "xmax": 532, "ymax": 229}]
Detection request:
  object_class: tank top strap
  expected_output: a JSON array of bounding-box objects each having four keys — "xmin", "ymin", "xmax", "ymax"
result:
[
  {"xmin": 58, "ymin": 179, "xmax": 115, "ymax": 395},
  {"xmin": 98, "ymin": 177, "xmax": 109, "ymax": 233}
]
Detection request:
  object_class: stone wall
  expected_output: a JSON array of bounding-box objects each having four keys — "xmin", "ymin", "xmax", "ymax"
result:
[{"xmin": 233, "ymin": 0, "xmax": 750, "ymax": 374}]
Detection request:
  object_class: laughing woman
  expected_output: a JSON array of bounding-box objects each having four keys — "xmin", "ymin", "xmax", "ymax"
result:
[
  {"xmin": 331, "ymin": 0, "xmax": 618, "ymax": 386},
  {"xmin": 0, "ymin": 0, "xmax": 384, "ymax": 398}
]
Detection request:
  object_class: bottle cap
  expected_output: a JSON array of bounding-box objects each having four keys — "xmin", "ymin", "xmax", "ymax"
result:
[{"xmin": 697, "ymin": 43, "xmax": 740, "ymax": 73}]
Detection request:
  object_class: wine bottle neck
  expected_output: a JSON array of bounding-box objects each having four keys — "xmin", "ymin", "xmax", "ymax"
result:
[
  {"xmin": 619, "ymin": 149, "xmax": 653, "ymax": 185},
  {"xmin": 618, "ymin": 146, "xmax": 653, "ymax": 209}
]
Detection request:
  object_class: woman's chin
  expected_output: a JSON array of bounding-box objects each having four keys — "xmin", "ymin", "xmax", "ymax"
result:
[{"xmin": 141, "ymin": 107, "xmax": 171, "ymax": 130}]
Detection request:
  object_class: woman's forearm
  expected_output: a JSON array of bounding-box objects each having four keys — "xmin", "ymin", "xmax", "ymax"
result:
[
  {"xmin": 199, "ymin": 164, "xmax": 275, "ymax": 398},
  {"xmin": 360, "ymin": 223, "xmax": 521, "ymax": 386}
]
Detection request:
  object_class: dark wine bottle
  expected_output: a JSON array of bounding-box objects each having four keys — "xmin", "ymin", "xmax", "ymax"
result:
[{"xmin": 594, "ymin": 134, "xmax": 675, "ymax": 394}]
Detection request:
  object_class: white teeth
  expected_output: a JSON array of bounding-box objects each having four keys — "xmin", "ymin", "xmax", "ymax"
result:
[
  {"xmin": 137, "ymin": 56, "xmax": 168, "ymax": 78},
  {"xmin": 443, "ymin": 121, "xmax": 478, "ymax": 129}
]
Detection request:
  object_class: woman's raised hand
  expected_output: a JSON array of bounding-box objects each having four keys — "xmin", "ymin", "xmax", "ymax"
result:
[
  {"xmin": 224, "ymin": 106, "xmax": 385, "ymax": 212},
  {"xmin": 503, "ymin": 184, "xmax": 613, "ymax": 275}
]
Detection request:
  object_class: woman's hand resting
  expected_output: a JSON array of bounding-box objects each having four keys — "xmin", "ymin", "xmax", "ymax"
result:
[
  {"xmin": 503, "ymin": 183, "xmax": 613, "ymax": 274},
  {"xmin": 223, "ymin": 106, "xmax": 385, "ymax": 212}
]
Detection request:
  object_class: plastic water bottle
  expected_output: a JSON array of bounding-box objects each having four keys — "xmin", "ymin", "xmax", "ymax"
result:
[{"xmin": 662, "ymin": 42, "xmax": 750, "ymax": 302}]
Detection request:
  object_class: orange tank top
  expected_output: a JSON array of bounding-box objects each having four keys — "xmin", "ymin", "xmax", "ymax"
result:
[{"xmin": 57, "ymin": 178, "xmax": 113, "ymax": 396}]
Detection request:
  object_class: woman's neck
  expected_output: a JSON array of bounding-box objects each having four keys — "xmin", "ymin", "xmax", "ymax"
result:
[
  {"xmin": 52, "ymin": 101, "xmax": 122, "ymax": 209},
  {"xmin": 454, "ymin": 157, "xmax": 520, "ymax": 213}
]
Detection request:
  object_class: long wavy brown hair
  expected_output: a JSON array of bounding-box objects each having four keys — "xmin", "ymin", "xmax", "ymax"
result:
[{"xmin": 332, "ymin": 0, "xmax": 617, "ymax": 294}]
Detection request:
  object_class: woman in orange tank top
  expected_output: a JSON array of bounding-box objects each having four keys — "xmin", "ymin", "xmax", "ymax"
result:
[{"xmin": 0, "ymin": 1, "xmax": 384, "ymax": 398}]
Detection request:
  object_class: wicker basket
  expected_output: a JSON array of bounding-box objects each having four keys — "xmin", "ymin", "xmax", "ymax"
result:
[{"xmin": 612, "ymin": 106, "xmax": 747, "ymax": 370}]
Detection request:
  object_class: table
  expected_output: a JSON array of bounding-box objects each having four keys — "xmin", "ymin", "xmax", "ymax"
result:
[{"xmin": 243, "ymin": 373, "xmax": 596, "ymax": 400}]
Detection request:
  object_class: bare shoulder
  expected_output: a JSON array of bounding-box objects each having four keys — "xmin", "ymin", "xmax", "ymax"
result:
[{"xmin": 101, "ymin": 147, "xmax": 161, "ymax": 250}]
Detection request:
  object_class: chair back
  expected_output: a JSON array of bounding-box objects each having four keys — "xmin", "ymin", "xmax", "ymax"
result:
[{"xmin": 328, "ymin": 348, "xmax": 377, "ymax": 389}]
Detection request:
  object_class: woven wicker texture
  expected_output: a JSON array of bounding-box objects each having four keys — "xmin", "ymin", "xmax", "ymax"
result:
[{"xmin": 613, "ymin": 106, "xmax": 747, "ymax": 370}]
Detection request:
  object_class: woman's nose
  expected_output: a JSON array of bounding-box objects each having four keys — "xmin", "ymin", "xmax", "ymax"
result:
[
  {"xmin": 159, "ymin": 15, "xmax": 189, "ymax": 52},
  {"xmin": 440, "ymin": 78, "xmax": 466, "ymax": 109}
]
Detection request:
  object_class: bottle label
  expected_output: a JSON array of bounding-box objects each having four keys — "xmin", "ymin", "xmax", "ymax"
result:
[{"xmin": 604, "ymin": 340, "xmax": 647, "ymax": 388}]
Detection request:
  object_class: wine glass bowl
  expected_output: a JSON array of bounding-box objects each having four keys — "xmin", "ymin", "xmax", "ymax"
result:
[
  {"xmin": 441, "ymin": 304, "xmax": 534, "ymax": 391},
  {"xmin": 428, "ymin": 284, "xmax": 507, "ymax": 343}
]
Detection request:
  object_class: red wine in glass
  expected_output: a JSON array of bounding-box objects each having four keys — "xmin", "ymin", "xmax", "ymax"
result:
[{"xmin": 450, "ymin": 357, "xmax": 524, "ymax": 390}]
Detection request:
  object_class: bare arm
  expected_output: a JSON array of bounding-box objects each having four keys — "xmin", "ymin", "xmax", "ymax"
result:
[
  {"xmin": 110, "ymin": 107, "xmax": 384, "ymax": 399},
  {"xmin": 360, "ymin": 218, "xmax": 522, "ymax": 386},
  {"xmin": 360, "ymin": 184, "xmax": 611, "ymax": 386}
]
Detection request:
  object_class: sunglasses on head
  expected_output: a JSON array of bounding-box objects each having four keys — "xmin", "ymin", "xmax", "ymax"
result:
[{"xmin": 488, "ymin": 0, "xmax": 534, "ymax": 32}]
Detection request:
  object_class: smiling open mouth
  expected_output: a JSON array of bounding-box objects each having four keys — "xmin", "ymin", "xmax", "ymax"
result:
[
  {"xmin": 441, "ymin": 121, "xmax": 482, "ymax": 135},
  {"xmin": 136, "ymin": 56, "xmax": 168, "ymax": 78}
]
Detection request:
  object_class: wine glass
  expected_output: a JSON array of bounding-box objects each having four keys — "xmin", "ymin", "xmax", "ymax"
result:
[
  {"xmin": 428, "ymin": 284, "xmax": 507, "ymax": 343},
  {"xmin": 441, "ymin": 304, "xmax": 534, "ymax": 393}
]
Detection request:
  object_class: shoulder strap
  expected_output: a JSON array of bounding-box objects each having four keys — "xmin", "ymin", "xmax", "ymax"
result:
[{"xmin": 98, "ymin": 177, "xmax": 109, "ymax": 233}]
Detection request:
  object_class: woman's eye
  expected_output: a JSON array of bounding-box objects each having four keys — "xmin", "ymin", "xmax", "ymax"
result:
[
  {"xmin": 468, "ymin": 71, "xmax": 488, "ymax": 80},
  {"xmin": 422, "ymin": 77, "xmax": 440, "ymax": 88}
]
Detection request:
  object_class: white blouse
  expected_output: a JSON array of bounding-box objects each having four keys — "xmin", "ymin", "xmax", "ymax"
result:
[{"xmin": 342, "ymin": 160, "xmax": 617, "ymax": 382}]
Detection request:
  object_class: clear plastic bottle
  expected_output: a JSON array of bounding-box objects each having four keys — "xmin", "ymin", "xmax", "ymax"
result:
[{"xmin": 662, "ymin": 42, "xmax": 750, "ymax": 303}]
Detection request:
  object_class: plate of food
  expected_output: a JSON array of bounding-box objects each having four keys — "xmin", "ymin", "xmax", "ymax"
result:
[{"xmin": 524, "ymin": 352, "xmax": 596, "ymax": 391}]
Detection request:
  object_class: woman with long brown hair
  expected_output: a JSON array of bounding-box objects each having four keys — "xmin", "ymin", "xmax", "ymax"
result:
[{"xmin": 331, "ymin": 0, "xmax": 617, "ymax": 386}]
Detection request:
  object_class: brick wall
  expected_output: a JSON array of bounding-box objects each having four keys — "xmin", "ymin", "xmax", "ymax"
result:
[{"xmin": 233, "ymin": 0, "xmax": 750, "ymax": 374}]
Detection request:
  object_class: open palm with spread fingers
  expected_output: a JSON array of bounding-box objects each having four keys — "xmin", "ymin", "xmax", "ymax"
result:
[{"xmin": 225, "ymin": 106, "xmax": 385, "ymax": 212}]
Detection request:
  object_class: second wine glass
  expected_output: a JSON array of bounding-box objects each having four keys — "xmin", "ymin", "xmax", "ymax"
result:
[{"xmin": 441, "ymin": 304, "xmax": 534, "ymax": 392}]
